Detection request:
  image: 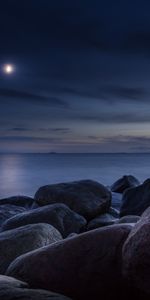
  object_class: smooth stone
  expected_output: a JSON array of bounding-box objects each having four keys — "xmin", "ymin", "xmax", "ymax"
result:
[
  {"xmin": 87, "ymin": 213, "xmax": 117, "ymax": 230},
  {"xmin": 34, "ymin": 179, "xmax": 111, "ymax": 220},
  {"xmin": 111, "ymin": 175, "xmax": 140, "ymax": 194},
  {"xmin": 122, "ymin": 206, "xmax": 150, "ymax": 295},
  {"xmin": 2, "ymin": 203, "xmax": 86, "ymax": 238},
  {"xmin": 120, "ymin": 179, "xmax": 150, "ymax": 216},
  {"xmin": 0, "ymin": 204, "xmax": 26, "ymax": 227},
  {"xmin": 117, "ymin": 215, "xmax": 140, "ymax": 224},
  {"xmin": 0, "ymin": 275, "xmax": 28, "ymax": 288},
  {"xmin": 6, "ymin": 224, "xmax": 131, "ymax": 300},
  {"xmin": 0, "ymin": 286, "xmax": 71, "ymax": 300},
  {"xmin": 0, "ymin": 223, "xmax": 62, "ymax": 274},
  {"xmin": 0, "ymin": 196, "xmax": 34, "ymax": 208}
]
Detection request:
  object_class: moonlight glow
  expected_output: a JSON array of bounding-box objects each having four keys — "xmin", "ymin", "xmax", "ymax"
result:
[{"xmin": 3, "ymin": 64, "xmax": 14, "ymax": 74}]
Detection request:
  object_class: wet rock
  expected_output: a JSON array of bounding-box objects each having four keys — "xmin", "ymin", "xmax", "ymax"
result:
[
  {"xmin": 6, "ymin": 224, "xmax": 131, "ymax": 300},
  {"xmin": 117, "ymin": 215, "xmax": 140, "ymax": 224},
  {"xmin": 120, "ymin": 179, "xmax": 150, "ymax": 216},
  {"xmin": 87, "ymin": 213, "xmax": 117, "ymax": 230},
  {"xmin": 111, "ymin": 175, "xmax": 140, "ymax": 194},
  {"xmin": 34, "ymin": 180, "xmax": 111, "ymax": 220},
  {"xmin": 0, "ymin": 196, "xmax": 34, "ymax": 209},
  {"xmin": 122, "ymin": 206, "xmax": 150, "ymax": 295},
  {"xmin": 0, "ymin": 223, "xmax": 62, "ymax": 273},
  {"xmin": 0, "ymin": 204, "xmax": 26, "ymax": 227},
  {"xmin": 2, "ymin": 203, "xmax": 86, "ymax": 238}
]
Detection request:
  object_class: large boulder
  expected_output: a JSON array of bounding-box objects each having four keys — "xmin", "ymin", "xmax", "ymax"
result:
[
  {"xmin": 2, "ymin": 203, "xmax": 86, "ymax": 237},
  {"xmin": 111, "ymin": 175, "xmax": 140, "ymax": 194},
  {"xmin": 0, "ymin": 196, "xmax": 34, "ymax": 208},
  {"xmin": 6, "ymin": 224, "xmax": 131, "ymax": 300},
  {"xmin": 0, "ymin": 223, "xmax": 62, "ymax": 274},
  {"xmin": 120, "ymin": 179, "xmax": 150, "ymax": 217},
  {"xmin": 122, "ymin": 206, "xmax": 150, "ymax": 295},
  {"xmin": 0, "ymin": 204, "xmax": 26, "ymax": 227},
  {"xmin": 87, "ymin": 213, "xmax": 117, "ymax": 230},
  {"xmin": 34, "ymin": 180, "xmax": 111, "ymax": 220},
  {"xmin": 0, "ymin": 275, "xmax": 71, "ymax": 300}
]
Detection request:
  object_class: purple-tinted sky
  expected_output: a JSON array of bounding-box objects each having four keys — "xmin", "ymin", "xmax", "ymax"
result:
[{"xmin": 1, "ymin": 0, "xmax": 150, "ymax": 153}]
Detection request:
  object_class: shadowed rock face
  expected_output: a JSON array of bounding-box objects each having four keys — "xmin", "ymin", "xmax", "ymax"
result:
[
  {"xmin": 6, "ymin": 224, "xmax": 131, "ymax": 300},
  {"xmin": 0, "ymin": 275, "xmax": 71, "ymax": 300},
  {"xmin": 0, "ymin": 204, "xmax": 26, "ymax": 227},
  {"xmin": 120, "ymin": 179, "xmax": 150, "ymax": 217},
  {"xmin": 122, "ymin": 206, "xmax": 150, "ymax": 295},
  {"xmin": 2, "ymin": 203, "xmax": 86, "ymax": 237},
  {"xmin": 0, "ymin": 196, "xmax": 34, "ymax": 208},
  {"xmin": 117, "ymin": 215, "xmax": 140, "ymax": 224},
  {"xmin": 34, "ymin": 180, "xmax": 111, "ymax": 220},
  {"xmin": 0, "ymin": 275, "xmax": 28, "ymax": 288},
  {"xmin": 87, "ymin": 213, "xmax": 117, "ymax": 230},
  {"xmin": 0, "ymin": 223, "xmax": 62, "ymax": 274},
  {"xmin": 111, "ymin": 175, "xmax": 140, "ymax": 194}
]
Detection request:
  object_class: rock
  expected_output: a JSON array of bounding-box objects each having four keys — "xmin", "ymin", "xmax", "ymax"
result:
[
  {"xmin": 111, "ymin": 175, "xmax": 140, "ymax": 194},
  {"xmin": 0, "ymin": 223, "xmax": 62, "ymax": 274},
  {"xmin": 111, "ymin": 192, "xmax": 122, "ymax": 210},
  {"xmin": 120, "ymin": 179, "xmax": 150, "ymax": 216},
  {"xmin": 0, "ymin": 196, "xmax": 34, "ymax": 208},
  {"xmin": 117, "ymin": 215, "xmax": 140, "ymax": 224},
  {"xmin": 0, "ymin": 275, "xmax": 72, "ymax": 299},
  {"xmin": 67, "ymin": 233, "xmax": 78, "ymax": 238},
  {"xmin": 87, "ymin": 213, "xmax": 117, "ymax": 230},
  {"xmin": 6, "ymin": 224, "xmax": 131, "ymax": 299},
  {"xmin": 0, "ymin": 274, "xmax": 28, "ymax": 288},
  {"xmin": 108, "ymin": 207, "xmax": 120, "ymax": 218},
  {"xmin": 0, "ymin": 205, "xmax": 26, "ymax": 227},
  {"xmin": 2, "ymin": 204, "xmax": 86, "ymax": 238},
  {"xmin": 122, "ymin": 206, "xmax": 150, "ymax": 295},
  {"xmin": 34, "ymin": 180, "xmax": 111, "ymax": 220},
  {"xmin": 0, "ymin": 283, "xmax": 71, "ymax": 300}
]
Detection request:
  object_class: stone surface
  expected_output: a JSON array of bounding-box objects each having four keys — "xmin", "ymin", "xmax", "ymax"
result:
[
  {"xmin": 0, "ymin": 204, "xmax": 26, "ymax": 227},
  {"xmin": 0, "ymin": 196, "xmax": 34, "ymax": 208},
  {"xmin": 34, "ymin": 180, "xmax": 111, "ymax": 220},
  {"xmin": 87, "ymin": 213, "xmax": 117, "ymax": 230},
  {"xmin": 2, "ymin": 203, "xmax": 86, "ymax": 237},
  {"xmin": 120, "ymin": 179, "xmax": 150, "ymax": 216},
  {"xmin": 111, "ymin": 175, "xmax": 140, "ymax": 194},
  {"xmin": 0, "ymin": 275, "xmax": 28, "ymax": 288},
  {"xmin": 122, "ymin": 206, "xmax": 150, "ymax": 295},
  {"xmin": 0, "ymin": 223, "xmax": 62, "ymax": 274},
  {"xmin": 117, "ymin": 215, "xmax": 140, "ymax": 224},
  {"xmin": 6, "ymin": 224, "xmax": 131, "ymax": 299},
  {"xmin": 0, "ymin": 286, "xmax": 71, "ymax": 300}
]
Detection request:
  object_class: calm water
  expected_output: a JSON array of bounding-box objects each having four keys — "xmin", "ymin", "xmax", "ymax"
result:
[{"xmin": 0, "ymin": 153, "xmax": 150, "ymax": 198}]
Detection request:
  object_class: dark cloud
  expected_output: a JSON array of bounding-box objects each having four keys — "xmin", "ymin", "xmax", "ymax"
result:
[
  {"xmin": 12, "ymin": 127, "xmax": 29, "ymax": 132},
  {"xmin": 0, "ymin": 89, "xmax": 68, "ymax": 108},
  {"xmin": 82, "ymin": 112, "xmax": 150, "ymax": 124}
]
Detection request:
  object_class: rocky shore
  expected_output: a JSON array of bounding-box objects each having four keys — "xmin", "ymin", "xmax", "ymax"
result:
[{"xmin": 0, "ymin": 176, "xmax": 150, "ymax": 299}]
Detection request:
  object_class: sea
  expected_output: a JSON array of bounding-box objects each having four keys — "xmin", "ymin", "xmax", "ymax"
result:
[{"xmin": 0, "ymin": 153, "xmax": 150, "ymax": 199}]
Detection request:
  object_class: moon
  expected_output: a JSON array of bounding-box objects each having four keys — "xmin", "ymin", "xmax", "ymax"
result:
[{"xmin": 3, "ymin": 64, "xmax": 15, "ymax": 74}]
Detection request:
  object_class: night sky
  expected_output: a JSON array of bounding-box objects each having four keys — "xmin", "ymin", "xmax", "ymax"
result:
[{"xmin": 1, "ymin": 0, "xmax": 150, "ymax": 153}]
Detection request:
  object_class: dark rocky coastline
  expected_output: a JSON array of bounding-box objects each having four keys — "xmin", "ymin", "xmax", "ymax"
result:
[{"xmin": 0, "ymin": 176, "xmax": 150, "ymax": 299}]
